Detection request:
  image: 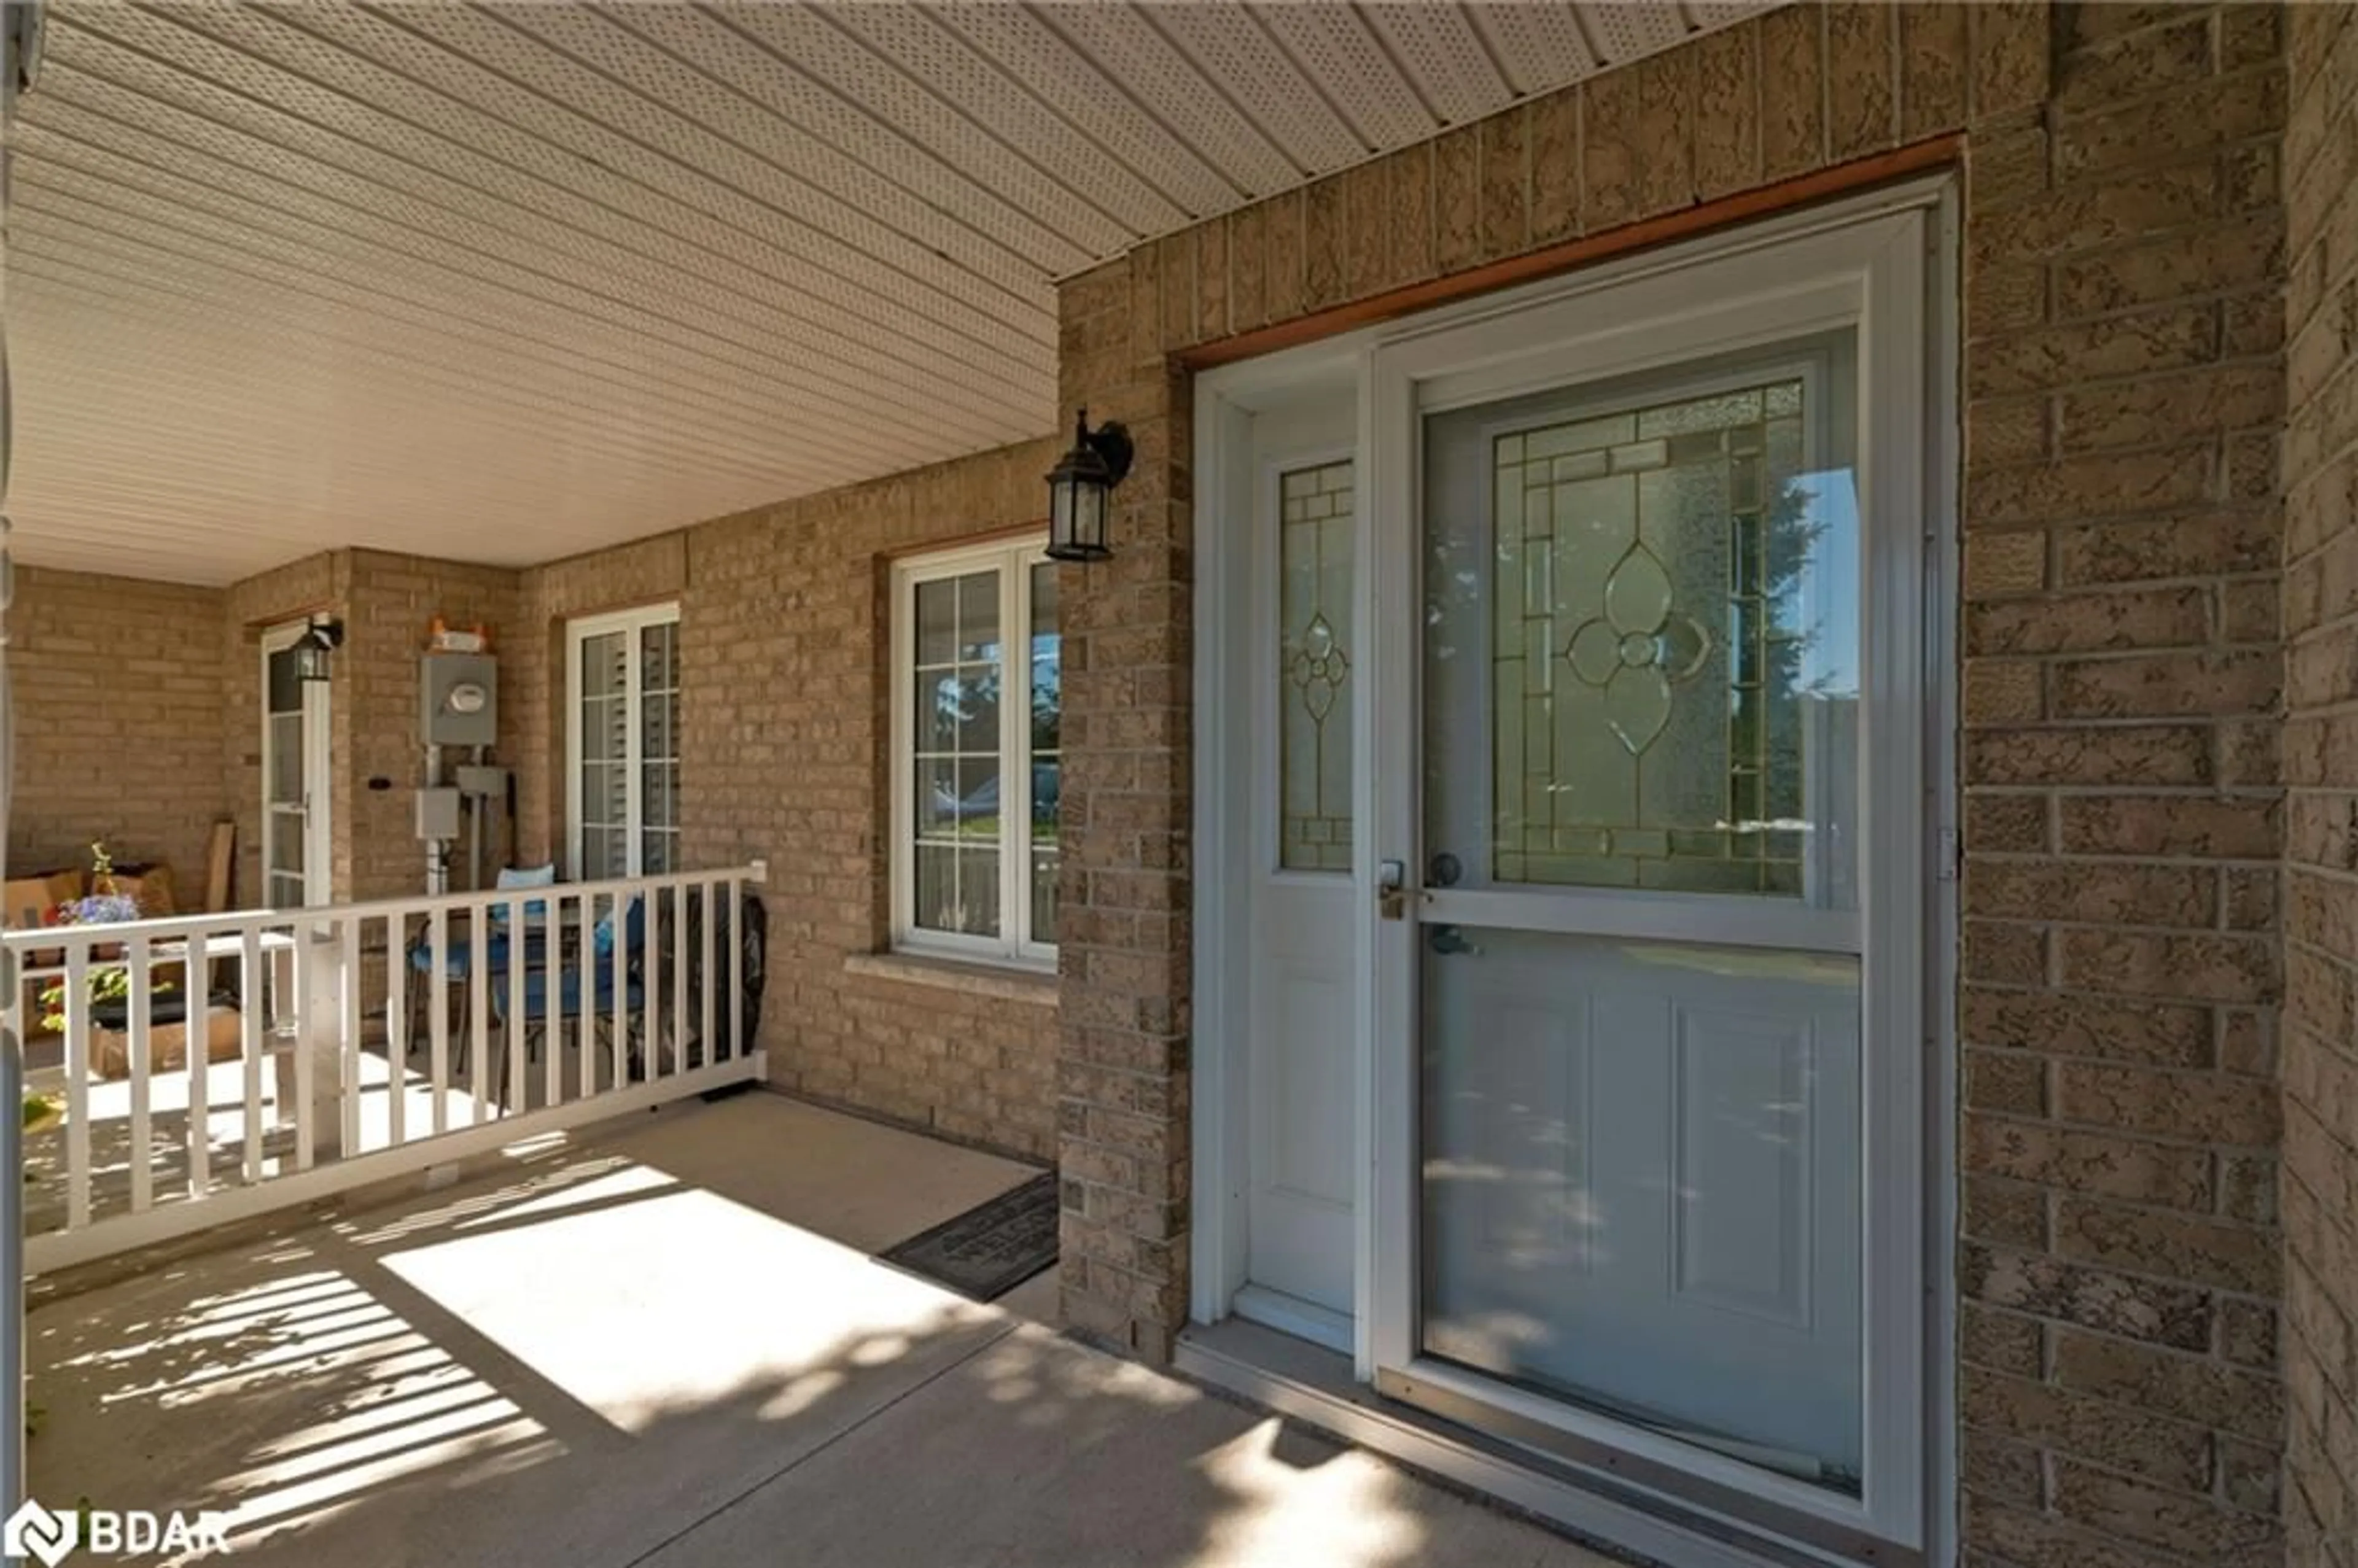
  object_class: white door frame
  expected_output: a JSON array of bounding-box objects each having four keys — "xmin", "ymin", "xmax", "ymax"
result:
[
  {"xmin": 564, "ymin": 602, "xmax": 680, "ymax": 881},
  {"xmin": 259, "ymin": 620, "xmax": 333, "ymax": 907},
  {"xmin": 1192, "ymin": 176, "xmax": 1960, "ymax": 1566}
]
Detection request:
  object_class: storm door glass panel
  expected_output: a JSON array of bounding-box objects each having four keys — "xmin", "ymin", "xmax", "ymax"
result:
[
  {"xmin": 1029, "ymin": 564, "xmax": 1062, "ymax": 942},
  {"xmin": 911, "ymin": 571, "xmax": 1003, "ymax": 937},
  {"xmin": 578, "ymin": 630, "xmax": 631, "ymax": 882},
  {"xmin": 1418, "ymin": 335, "xmax": 1867, "ymax": 1494},
  {"xmin": 639, "ymin": 620, "xmax": 682, "ymax": 875},
  {"xmin": 263, "ymin": 645, "xmax": 309, "ymax": 908},
  {"xmin": 1279, "ymin": 459, "xmax": 1355, "ymax": 872},
  {"xmin": 1476, "ymin": 376, "xmax": 1857, "ymax": 902}
]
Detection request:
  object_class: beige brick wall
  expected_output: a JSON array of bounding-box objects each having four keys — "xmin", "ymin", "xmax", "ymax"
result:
[
  {"xmin": 510, "ymin": 532, "xmax": 687, "ymax": 870},
  {"xmin": 2281, "ymin": 1, "xmax": 2358, "ymax": 1561},
  {"xmin": 341, "ymin": 550, "xmax": 521, "ymax": 902},
  {"xmin": 7, "ymin": 567, "xmax": 231, "ymax": 903},
  {"xmin": 1057, "ymin": 2, "xmax": 2298, "ymax": 1561},
  {"xmin": 510, "ymin": 440, "xmax": 1064, "ymax": 1162},
  {"xmin": 223, "ymin": 551, "xmax": 524, "ymax": 906}
]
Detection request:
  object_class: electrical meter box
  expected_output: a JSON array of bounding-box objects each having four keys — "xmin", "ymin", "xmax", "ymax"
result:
[
  {"xmin": 415, "ymin": 787, "xmax": 462, "ymax": 840},
  {"xmin": 421, "ymin": 654, "xmax": 498, "ymax": 746}
]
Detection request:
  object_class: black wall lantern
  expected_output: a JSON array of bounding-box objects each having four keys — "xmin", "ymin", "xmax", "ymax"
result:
[
  {"xmin": 1044, "ymin": 407, "xmax": 1132, "ymax": 562},
  {"xmin": 294, "ymin": 614, "xmax": 344, "ymax": 682}
]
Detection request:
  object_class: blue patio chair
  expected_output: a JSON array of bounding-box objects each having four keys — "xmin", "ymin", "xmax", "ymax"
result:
[
  {"xmin": 489, "ymin": 896, "xmax": 648, "ymax": 1100},
  {"xmin": 404, "ymin": 864, "xmax": 561, "ymax": 1067}
]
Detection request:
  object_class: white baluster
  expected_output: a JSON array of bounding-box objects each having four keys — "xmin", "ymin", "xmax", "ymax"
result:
[
  {"xmin": 429, "ymin": 906, "xmax": 451, "ymax": 1136},
  {"xmin": 544, "ymin": 893, "xmax": 564, "ymax": 1111},
  {"xmin": 699, "ymin": 880, "xmax": 715, "ymax": 1073},
  {"xmin": 727, "ymin": 876, "xmax": 745, "ymax": 1064},
  {"xmin": 62, "ymin": 945, "xmax": 90, "ymax": 1231},
  {"xmin": 577, "ymin": 893, "xmax": 596, "ymax": 1095},
  {"xmin": 340, "ymin": 915, "xmax": 362, "ymax": 1157},
  {"xmin": 507, "ymin": 894, "xmax": 527, "ymax": 1113},
  {"xmin": 292, "ymin": 918, "xmax": 316, "ymax": 1173},
  {"xmin": 671, "ymin": 883, "xmax": 687, "ymax": 1079},
  {"xmin": 386, "ymin": 914, "xmax": 407, "ymax": 1150},
  {"xmin": 184, "ymin": 922, "xmax": 210, "ymax": 1201},
  {"xmin": 612, "ymin": 887, "xmax": 629, "ymax": 1089},
  {"xmin": 125, "ymin": 934, "xmax": 153, "ymax": 1214},
  {"xmin": 241, "ymin": 925, "xmax": 264, "ymax": 1183},
  {"xmin": 470, "ymin": 904, "xmax": 491, "ymax": 1125}
]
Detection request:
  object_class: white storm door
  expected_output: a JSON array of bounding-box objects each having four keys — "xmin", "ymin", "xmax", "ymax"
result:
[
  {"xmin": 260, "ymin": 623, "xmax": 332, "ymax": 907},
  {"xmin": 1242, "ymin": 448, "xmax": 1360, "ymax": 1343},
  {"xmin": 1365, "ymin": 208, "xmax": 1933, "ymax": 1560}
]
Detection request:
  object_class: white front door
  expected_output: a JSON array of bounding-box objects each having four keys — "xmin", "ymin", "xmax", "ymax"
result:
[
  {"xmin": 260, "ymin": 623, "xmax": 332, "ymax": 907},
  {"xmin": 1238, "ymin": 403, "xmax": 1358, "ymax": 1346},
  {"xmin": 1364, "ymin": 206, "xmax": 1936, "ymax": 1558}
]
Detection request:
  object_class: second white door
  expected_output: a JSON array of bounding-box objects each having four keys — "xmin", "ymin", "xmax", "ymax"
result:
[{"xmin": 1241, "ymin": 406, "xmax": 1358, "ymax": 1346}]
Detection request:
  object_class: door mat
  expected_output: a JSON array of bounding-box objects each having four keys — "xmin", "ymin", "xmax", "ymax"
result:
[{"xmin": 878, "ymin": 1172, "xmax": 1059, "ymax": 1302}]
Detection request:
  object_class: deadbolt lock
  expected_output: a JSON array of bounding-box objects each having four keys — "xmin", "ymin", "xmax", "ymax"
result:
[{"xmin": 1377, "ymin": 859, "xmax": 1409, "ymax": 921}]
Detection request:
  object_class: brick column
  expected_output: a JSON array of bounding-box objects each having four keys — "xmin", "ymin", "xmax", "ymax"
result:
[
  {"xmin": 1053, "ymin": 255, "xmax": 1194, "ymax": 1359},
  {"xmin": 1958, "ymin": 6, "xmax": 2292, "ymax": 1562},
  {"xmin": 2279, "ymin": 1, "xmax": 2358, "ymax": 1559}
]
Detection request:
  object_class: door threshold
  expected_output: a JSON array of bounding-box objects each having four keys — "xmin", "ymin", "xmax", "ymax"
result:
[
  {"xmin": 1174, "ymin": 1318, "xmax": 1854, "ymax": 1568},
  {"xmin": 1229, "ymin": 1283, "xmax": 1352, "ymax": 1354}
]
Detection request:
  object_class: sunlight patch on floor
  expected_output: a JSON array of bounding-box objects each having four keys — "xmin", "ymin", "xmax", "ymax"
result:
[
  {"xmin": 1192, "ymin": 1419, "xmax": 1428, "ymax": 1568},
  {"xmin": 377, "ymin": 1178, "xmax": 999, "ymax": 1434}
]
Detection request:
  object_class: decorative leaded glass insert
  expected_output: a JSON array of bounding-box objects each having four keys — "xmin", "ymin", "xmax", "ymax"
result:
[
  {"xmin": 1487, "ymin": 377, "xmax": 1845, "ymax": 898},
  {"xmin": 1280, "ymin": 459, "xmax": 1355, "ymax": 872}
]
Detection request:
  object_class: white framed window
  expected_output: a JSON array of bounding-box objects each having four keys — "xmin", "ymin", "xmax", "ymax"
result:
[
  {"xmin": 890, "ymin": 537, "xmax": 1060, "ymax": 966},
  {"xmin": 566, "ymin": 603, "xmax": 681, "ymax": 880}
]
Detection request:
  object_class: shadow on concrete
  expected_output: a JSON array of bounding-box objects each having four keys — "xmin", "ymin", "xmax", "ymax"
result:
[{"xmin": 25, "ymin": 1095, "xmax": 1590, "ymax": 1568}]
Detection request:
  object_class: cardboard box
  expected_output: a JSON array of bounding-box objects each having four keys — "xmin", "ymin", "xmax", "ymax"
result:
[
  {"xmin": 94, "ymin": 1006, "xmax": 245, "ymax": 1080},
  {"xmin": 4, "ymin": 869, "xmax": 83, "ymax": 931},
  {"xmin": 108, "ymin": 864, "xmax": 179, "ymax": 919},
  {"xmin": 4, "ymin": 870, "xmax": 83, "ymax": 980}
]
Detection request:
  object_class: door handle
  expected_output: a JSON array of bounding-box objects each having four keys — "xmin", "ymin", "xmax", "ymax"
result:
[{"xmin": 1377, "ymin": 859, "xmax": 1409, "ymax": 921}]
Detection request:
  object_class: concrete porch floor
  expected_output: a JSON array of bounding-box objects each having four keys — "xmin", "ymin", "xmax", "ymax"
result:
[{"xmin": 27, "ymin": 1090, "xmax": 1623, "ymax": 1568}]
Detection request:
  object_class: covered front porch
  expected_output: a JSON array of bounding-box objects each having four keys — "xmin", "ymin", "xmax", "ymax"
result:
[{"xmin": 26, "ymin": 1091, "xmax": 1609, "ymax": 1568}]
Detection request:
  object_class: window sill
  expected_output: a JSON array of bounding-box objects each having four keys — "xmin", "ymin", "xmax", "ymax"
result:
[{"xmin": 843, "ymin": 951, "xmax": 1060, "ymax": 1007}]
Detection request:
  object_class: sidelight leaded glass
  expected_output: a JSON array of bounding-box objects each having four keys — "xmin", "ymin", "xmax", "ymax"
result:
[
  {"xmin": 1489, "ymin": 378, "xmax": 1835, "ymax": 896},
  {"xmin": 1280, "ymin": 459, "xmax": 1356, "ymax": 871}
]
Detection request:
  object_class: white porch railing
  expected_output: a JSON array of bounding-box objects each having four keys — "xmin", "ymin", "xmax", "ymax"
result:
[{"xmin": 5, "ymin": 863, "xmax": 766, "ymax": 1275}]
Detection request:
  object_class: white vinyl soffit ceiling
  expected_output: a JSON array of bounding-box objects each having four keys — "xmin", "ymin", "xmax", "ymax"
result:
[{"xmin": 10, "ymin": 0, "xmax": 1780, "ymax": 586}]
